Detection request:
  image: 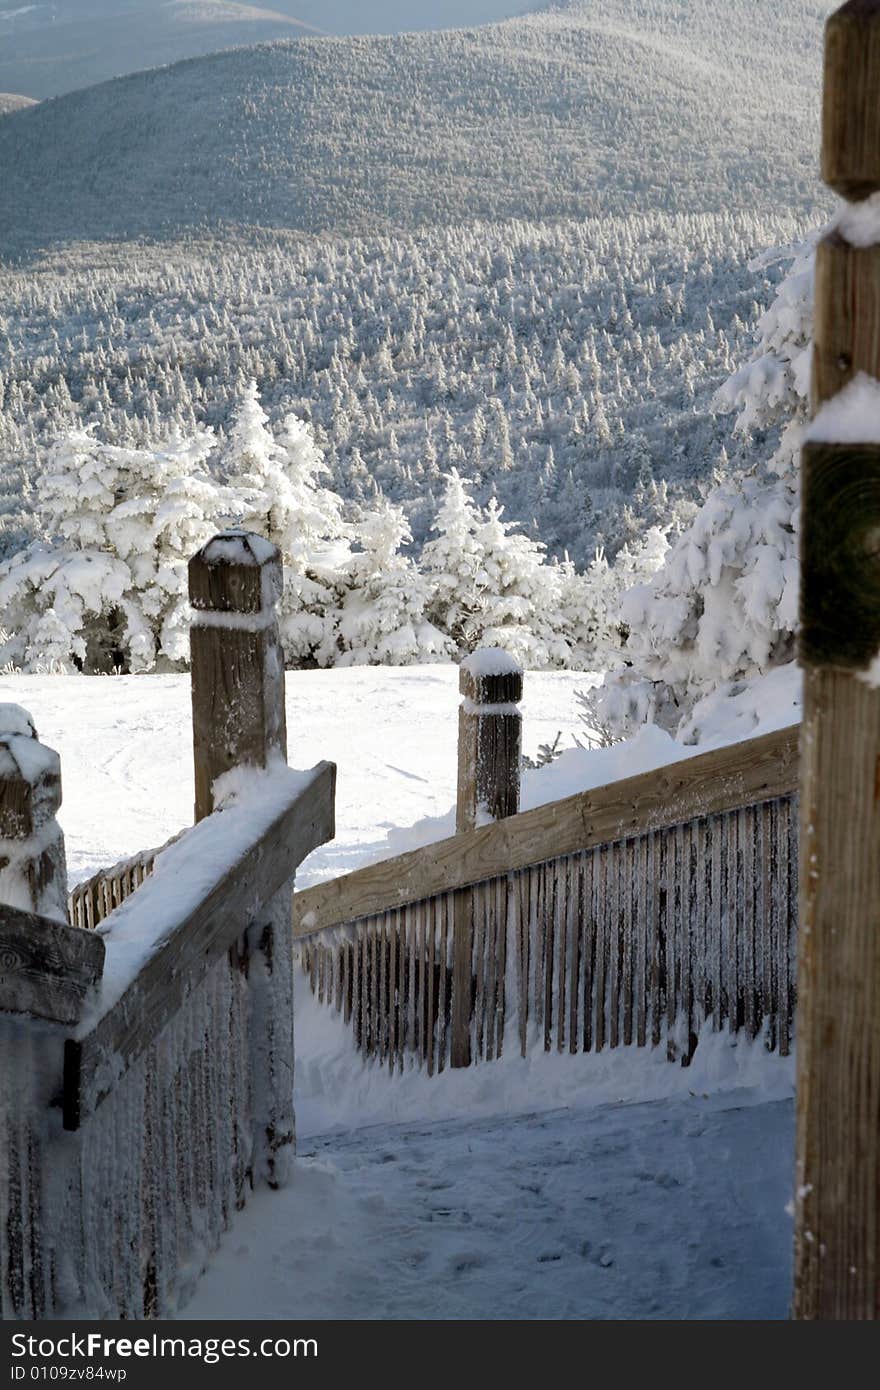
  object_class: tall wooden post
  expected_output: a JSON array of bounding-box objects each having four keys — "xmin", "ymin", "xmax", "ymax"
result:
[
  {"xmin": 189, "ymin": 531, "xmax": 288, "ymax": 822},
  {"xmin": 451, "ymin": 650, "xmax": 523, "ymax": 1068},
  {"xmin": 0, "ymin": 704, "xmax": 69, "ymax": 925},
  {"xmin": 455, "ymin": 650, "xmax": 523, "ymax": 835},
  {"xmin": 189, "ymin": 531, "xmax": 294, "ymax": 1186},
  {"xmin": 796, "ymin": 0, "xmax": 880, "ymax": 1320}
]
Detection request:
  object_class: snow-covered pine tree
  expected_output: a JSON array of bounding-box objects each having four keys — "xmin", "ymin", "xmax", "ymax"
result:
[
  {"xmin": 591, "ymin": 233, "xmax": 814, "ymax": 740},
  {"xmin": 471, "ymin": 498, "xmax": 570, "ymax": 668},
  {"xmin": 421, "ymin": 470, "xmax": 487, "ymax": 654},
  {"xmin": 0, "ymin": 427, "xmax": 228, "ymax": 672},
  {"xmin": 422, "ymin": 472, "xmax": 587, "ymax": 666},
  {"xmin": 334, "ymin": 498, "xmax": 453, "ymax": 665},
  {"xmin": 222, "ymin": 382, "xmax": 351, "ymax": 665}
]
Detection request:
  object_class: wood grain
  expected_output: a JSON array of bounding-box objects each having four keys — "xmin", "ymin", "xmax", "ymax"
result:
[
  {"xmin": 795, "ymin": 0, "xmax": 880, "ymax": 1320},
  {"xmin": 822, "ymin": 0, "xmax": 880, "ymax": 199},
  {"xmin": 189, "ymin": 535, "xmax": 287, "ymax": 822},
  {"xmin": 0, "ymin": 903, "xmax": 104, "ymax": 1026}
]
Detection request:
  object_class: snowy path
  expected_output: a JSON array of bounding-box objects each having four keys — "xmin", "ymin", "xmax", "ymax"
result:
[{"xmin": 181, "ymin": 1092, "xmax": 794, "ymax": 1321}]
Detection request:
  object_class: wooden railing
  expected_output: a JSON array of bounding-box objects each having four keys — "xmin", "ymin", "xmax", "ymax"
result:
[
  {"xmin": 0, "ymin": 531, "xmax": 337, "ymax": 1319},
  {"xmin": 295, "ymin": 723, "xmax": 800, "ymax": 1072},
  {"xmin": 68, "ymin": 834, "xmax": 182, "ymax": 931}
]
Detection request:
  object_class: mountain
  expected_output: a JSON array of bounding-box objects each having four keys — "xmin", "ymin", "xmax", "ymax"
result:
[
  {"xmin": 0, "ymin": 2, "xmax": 324, "ymax": 100},
  {"xmin": 0, "ymin": 0, "xmax": 835, "ymax": 254},
  {"xmin": 0, "ymin": 93, "xmax": 37, "ymax": 115}
]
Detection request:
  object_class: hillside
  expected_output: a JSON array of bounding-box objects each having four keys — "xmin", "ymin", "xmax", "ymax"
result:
[
  {"xmin": 0, "ymin": 2, "xmax": 323, "ymax": 100},
  {"xmin": 0, "ymin": 0, "xmax": 835, "ymax": 253}
]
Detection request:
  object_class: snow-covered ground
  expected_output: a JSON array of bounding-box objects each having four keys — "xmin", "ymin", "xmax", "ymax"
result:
[
  {"xmin": 183, "ymin": 1084, "xmax": 795, "ymax": 1321},
  {"xmin": 0, "ymin": 668, "xmax": 797, "ymax": 1319},
  {"xmin": 0, "ymin": 666, "xmax": 588, "ymax": 887}
]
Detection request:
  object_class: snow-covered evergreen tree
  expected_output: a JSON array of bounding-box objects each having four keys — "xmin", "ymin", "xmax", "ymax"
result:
[
  {"xmin": 334, "ymin": 499, "xmax": 453, "ymax": 665},
  {"xmin": 421, "ymin": 470, "xmax": 486, "ymax": 653},
  {"xmin": 223, "ymin": 382, "xmax": 351, "ymax": 665},
  {"xmin": 591, "ymin": 233, "xmax": 814, "ymax": 739}
]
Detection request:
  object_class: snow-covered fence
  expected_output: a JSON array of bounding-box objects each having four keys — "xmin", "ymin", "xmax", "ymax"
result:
[
  {"xmin": 295, "ymin": 725, "xmax": 799, "ymax": 1073},
  {"xmin": 68, "ymin": 835, "xmax": 181, "ymax": 931},
  {"xmin": 0, "ymin": 530, "xmax": 336, "ymax": 1318}
]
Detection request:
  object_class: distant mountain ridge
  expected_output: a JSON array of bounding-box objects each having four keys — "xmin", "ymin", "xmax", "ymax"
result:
[
  {"xmin": 0, "ymin": 1, "xmax": 324, "ymax": 100},
  {"xmin": 0, "ymin": 0, "xmax": 836, "ymax": 254}
]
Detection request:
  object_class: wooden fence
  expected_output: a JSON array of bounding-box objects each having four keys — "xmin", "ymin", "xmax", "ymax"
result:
[
  {"xmin": 295, "ymin": 721, "xmax": 799, "ymax": 1073},
  {"xmin": 0, "ymin": 531, "xmax": 336, "ymax": 1319}
]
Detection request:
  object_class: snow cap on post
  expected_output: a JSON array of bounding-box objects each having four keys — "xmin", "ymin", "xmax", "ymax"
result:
[
  {"xmin": 189, "ymin": 529, "xmax": 282, "ymax": 617},
  {"xmin": 0, "ymin": 704, "xmax": 70, "ymax": 927},
  {"xmin": 823, "ymin": 0, "xmax": 880, "ymax": 199},
  {"xmin": 189, "ymin": 530, "xmax": 288, "ymax": 822},
  {"xmin": 456, "ymin": 648, "xmax": 523, "ymax": 834},
  {"xmin": 459, "ymin": 646, "xmax": 524, "ymax": 709}
]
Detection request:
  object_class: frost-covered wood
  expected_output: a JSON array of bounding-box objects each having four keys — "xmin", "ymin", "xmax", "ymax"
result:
[
  {"xmin": 0, "ymin": 903, "xmax": 104, "ymax": 1026},
  {"xmin": 0, "ymin": 532, "xmax": 337, "ymax": 1319},
  {"xmin": 63, "ymin": 761, "xmax": 334, "ymax": 1130},
  {"xmin": 0, "ymin": 708, "xmax": 69, "ymax": 925},
  {"xmin": 795, "ymin": 0, "xmax": 880, "ymax": 1323},
  {"xmin": 294, "ymin": 724, "xmax": 799, "ymax": 935},
  {"xmin": 299, "ymin": 727, "xmax": 799, "ymax": 1073},
  {"xmin": 301, "ymin": 793, "xmax": 798, "ymax": 1073},
  {"xmin": 0, "ymin": 762, "xmax": 334, "ymax": 1319},
  {"xmin": 453, "ymin": 650, "xmax": 523, "ymax": 1065},
  {"xmin": 68, "ymin": 832, "xmax": 182, "ymax": 931}
]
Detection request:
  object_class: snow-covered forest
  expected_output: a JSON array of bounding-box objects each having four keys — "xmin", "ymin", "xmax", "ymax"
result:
[
  {"xmin": 0, "ymin": 212, "xmax": 804, "ymax": 568},
  {"xmin": 0, "ymin": 0, "xmax": 833, "ymax": 700}
]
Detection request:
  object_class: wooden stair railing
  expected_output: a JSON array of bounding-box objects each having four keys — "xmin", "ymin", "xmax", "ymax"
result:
[{"xmin": 294, "ymin": 723, "xmax": 800, "ymax": 1073}]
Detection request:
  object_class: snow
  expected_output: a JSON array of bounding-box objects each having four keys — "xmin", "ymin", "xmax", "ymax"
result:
[
  {"xmin": 83, "ymin": 761, "xmax": 313, "ymax": 1020},
  {"xmin": 181, "ymin": 1080, "xmax": 795, "ymax": 1321},
  {"xmin": 807, "ymin": 371, "xmax": 880, "ymax": 444},
  {"xmin": 191, "ymin": 609, "xmax": 275, "ymax": 632},
  {"xmin": 0, "ymin": 729, "xmax": 59, "ymax": 785},
  {"xmin": 0, "ymin": 668, "xmax": 590, "ymax": 888},
  {"xmin": 832, "ymin": 191, "xmax": 880, "ymax": 249},
  {"xmin": 0, "ymin": 702, "xmax": 37, "ymax": 739},
  {"xmin": 201, "ymin": 530, "xmax": 278, "ymax": 567},
  {"xmin": 859, "ymin": 651, "xmax": 880, "ymax": 689},
  {"xmin": 461, "ymin": 647, "xmax": 523, "ymax": 678}
]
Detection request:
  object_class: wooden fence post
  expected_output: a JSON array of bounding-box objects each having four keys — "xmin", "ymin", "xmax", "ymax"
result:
[
  {"xmin": 795, "ymin": 0, "xmax": 880, "ymax": 1320},
  {"xmin": 456, "ymin": 650, "xmax": 523, "ymax": 835},
  {"xmin": 189, "ymin": 531, "xmax": 288, "ymax": 821},
  {"xmin": 0, "ymin": 704, "xmax": 69, "ymax": 925},
  {"xmin": 452, "ymin": 650, "xmax": 523, "ymax": 1067},
  {"xmin": 189, "ymin": 531, "xmax": 295, "ymax": 1187}
]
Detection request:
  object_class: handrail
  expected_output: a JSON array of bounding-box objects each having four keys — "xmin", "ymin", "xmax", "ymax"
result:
[
  {"xmin": 293, "ymin": 724, "xmax": 799, "ymax": 938},
  {"xmin": 64, "ymin": 761, "xmax": 335, "ymax": 1130}
]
